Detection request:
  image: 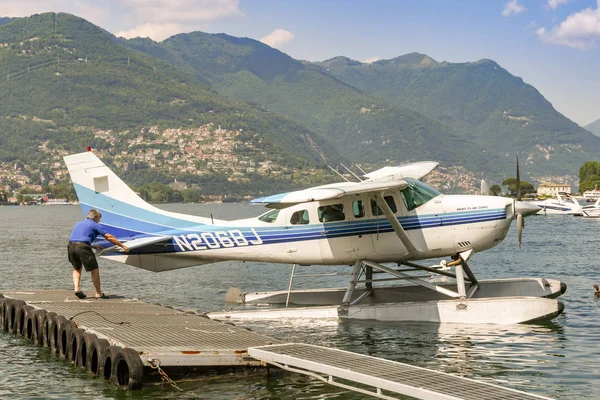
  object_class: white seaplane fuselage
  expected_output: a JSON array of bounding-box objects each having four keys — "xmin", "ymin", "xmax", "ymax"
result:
[{"xmin": 131, "ymin": 194, "xmax": 515, "ymax": 267}]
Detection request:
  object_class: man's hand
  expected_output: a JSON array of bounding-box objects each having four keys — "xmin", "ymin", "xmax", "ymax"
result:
[{"xmin": 122, "ymin": 245, "xmax": 130, "ymax": 253}]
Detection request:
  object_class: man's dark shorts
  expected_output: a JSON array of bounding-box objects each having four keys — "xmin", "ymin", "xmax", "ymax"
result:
[{"xmin": 67, "ymin": 242, "xmax": 99, "ymax": 272}]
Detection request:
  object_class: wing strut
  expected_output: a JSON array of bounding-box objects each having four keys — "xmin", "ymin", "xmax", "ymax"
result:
[{"xmin": 373, "ymin": 193, "xmax": 417, "ymax": 256}]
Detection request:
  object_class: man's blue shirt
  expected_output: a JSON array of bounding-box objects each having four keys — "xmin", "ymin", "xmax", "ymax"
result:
[{"xmin": 69, "ymin": 219, "xmax": 108, "ymax": 244}]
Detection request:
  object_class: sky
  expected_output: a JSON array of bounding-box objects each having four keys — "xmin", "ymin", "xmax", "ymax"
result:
[{"xmin": 1, "ymin": 0, "xmax": 599, "ymax": 126}]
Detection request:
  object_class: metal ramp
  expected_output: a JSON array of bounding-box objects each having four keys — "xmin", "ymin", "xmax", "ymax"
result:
[{"xmin": 249, "ymin": 343, "xmax": 552, "ymax": 400}]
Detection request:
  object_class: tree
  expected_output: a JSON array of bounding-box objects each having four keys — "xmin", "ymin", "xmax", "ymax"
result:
[
  {"xmin": 501, "ymin": 178, "xmax": 535, "ymax": 197},
  {"xmin": 488, "ymin": 184, "xmax": 502, "ymax": 196},
  {"xmin": 579, "ymin": 161, "xmax": 600, "ymax": 192}
]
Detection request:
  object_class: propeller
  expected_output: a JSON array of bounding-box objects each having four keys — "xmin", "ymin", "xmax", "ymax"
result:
[
  {"xmin": 513, "ymin": 155, "xmax": 541, "ymax": 248},
  {"xmin": 516, "ymin": 155, "xmax": 523, "ymax": 248}
]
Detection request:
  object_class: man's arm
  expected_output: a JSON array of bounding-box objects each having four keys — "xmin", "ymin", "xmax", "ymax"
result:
[{"xmin": 103, "ymin": 233, "xmax": 130, "ymax": 252}]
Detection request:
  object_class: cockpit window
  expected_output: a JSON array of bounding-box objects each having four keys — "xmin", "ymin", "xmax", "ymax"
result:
[
  {"xmin": 318, "ymin": 204, "xmax": 345, "ymax": 222},
  {"xmin": 258, "ymin": 209, "xmax": 280, "ymax": 223},
  {"xmin": 400, "ymin": 177, "xmax": 441, "ymax": 211}
]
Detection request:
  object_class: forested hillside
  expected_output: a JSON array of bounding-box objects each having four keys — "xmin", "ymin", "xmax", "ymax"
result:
[
  {"xmin": 0, "ymin": 13, "xmax": 340, "ymax": 197},
  {"xmin": 317, "ymin": 53, "xmax": 600, "ymax": 180},
  {"xmin": 124, "ymin": 32, "xmax": 505, "ymax": 178}
]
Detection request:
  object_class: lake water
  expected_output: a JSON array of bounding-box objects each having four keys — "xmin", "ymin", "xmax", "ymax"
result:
[{"xmin": 1, "ymin": 203, "xmax": 599, "ymax": 399}]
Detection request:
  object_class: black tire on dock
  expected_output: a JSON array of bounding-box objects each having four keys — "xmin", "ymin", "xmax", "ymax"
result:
[
  {"xmin": 33, "ymin": 310, "xmax": 47, "ymax": 346},
  {"xmin": 57, "ymin": 316, "xmax": 72, "ymax": 358},
  {"xmin": 78, "ymin": 332, "xmax": 97, "ymax": 369},
  {"xmin": 7, "ymin": 300, "xmax": 26, "ymax": 334},
  {"xmin": 0, "ymin": 298, "xmax": 6, "ymax": 332},
  {"xmin": 102, "ymin": 345, "xmax": 121, "ymax": 382},
  {"xmin": 14, "ymin": 304, "xmax": 33, "ymax": 336},
  {"xmin": 110, "ymin": 347, "xmax": 144, "ymax": 390},
  {"xmin": 88, "ymin": 337, "xmax": 110, "ymax": 376},
  {"xmin": 23, "ymin": 309, "xmax": 39, "ymax": 342},
  {"xmin": 49, "ymin": 315, "xmax": 70, "ymax": 357},
  {"xmin": 42, "ymin": 312, "xmax": 57, "ymax": 348},
  {"xmin": 68, "ymin": 328, "xmax": 86, "ymax": 365}
]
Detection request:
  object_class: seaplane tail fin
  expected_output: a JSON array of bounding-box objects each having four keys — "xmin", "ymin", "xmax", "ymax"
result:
[
  {"xmin": 65, "ymin": 151, "xmax": 155, "ymax": 212},
  {"xmin": 64, "ymin": 151, "xmax": 213, "ymax": 238}
]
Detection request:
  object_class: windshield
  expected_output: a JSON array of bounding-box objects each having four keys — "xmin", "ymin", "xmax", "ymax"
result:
[
  {"xmin": 401, "ymin": 178, "xmax": 441, "ymax": 211},
  {"xmin": 258, "ymin": 209, "xmax": 280, "ymax": 223}
]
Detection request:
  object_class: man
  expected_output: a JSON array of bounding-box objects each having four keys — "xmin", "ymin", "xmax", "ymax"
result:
[{"xmin": 68, "ymin": 208, "xmax": 129, "ymax": 299}]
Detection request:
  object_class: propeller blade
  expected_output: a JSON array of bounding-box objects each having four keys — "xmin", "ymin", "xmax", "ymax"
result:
[
  {"xmin": 517, "ymin": 213, "xmax": 524, "ymax": 249},
  {"xmin": 516, "ymin": 154, "xmax": 521, "ymax": 201}
]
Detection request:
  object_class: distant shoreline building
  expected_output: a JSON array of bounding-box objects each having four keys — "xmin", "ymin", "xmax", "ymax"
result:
[{"xmin": 537, "ymin": 182, "xmax": 571, "ymax": 196}]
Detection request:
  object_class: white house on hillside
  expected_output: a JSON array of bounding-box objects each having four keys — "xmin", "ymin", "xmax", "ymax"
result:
[{"xmin": 537, "ymin": 182, "xmax": 571, "ymax": 196}]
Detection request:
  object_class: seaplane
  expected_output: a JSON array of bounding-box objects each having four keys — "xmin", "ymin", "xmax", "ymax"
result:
[{"xmin": 64, "ymin": 151, "xmax": 566, "ymax": 325}]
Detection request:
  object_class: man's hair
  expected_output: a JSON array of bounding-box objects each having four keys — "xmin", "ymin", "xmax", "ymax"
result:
[{"xmin": 87, "ymin": 209, "xmax": 102, "ymax": 220}]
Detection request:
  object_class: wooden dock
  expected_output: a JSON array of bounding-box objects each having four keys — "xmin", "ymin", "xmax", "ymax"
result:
[
  {"xmin": 0, "ymin": 290, "xmax": 279, "ymax": 389},
  {"xmin": 0, "ymin": 290, "xmax": 552, "ymax": 399}
]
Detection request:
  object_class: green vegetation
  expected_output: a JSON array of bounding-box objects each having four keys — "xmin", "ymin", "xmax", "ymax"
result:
[
  {"xmin": 579, "ymin": 161, "xmax": 600, "ymax": 192},
  {"xmin": 488, "ymin": 184, "xmax": 501, "ymax": 196},
  {"xmin": 501, "ymin": 178, "xmax": 536, "ymax": 197}
]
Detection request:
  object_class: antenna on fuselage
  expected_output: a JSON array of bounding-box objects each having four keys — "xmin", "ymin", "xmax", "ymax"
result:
[
  {"xmin": 354, "ymin": 164, "xmax": 367, "ymax": 175},
  {"xmin": 340, "ymin": 163, "xmax": 363, "ymax": 182},
  {"xmin": 328, "ymin": 165, "xmax": 351, "ymax": 182}
]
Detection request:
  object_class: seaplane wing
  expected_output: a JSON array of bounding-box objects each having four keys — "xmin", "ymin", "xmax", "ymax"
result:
[
  {"xmin": 251, "ymin": 181, "xmax": 408, "ymax": 207},
  {"xmin": 251, "ymin": 161, "xmax": 438, "ymax": 207},
  {"xmin": 362, "ymin": 161, "xmax": 438, "ymax": 182}
]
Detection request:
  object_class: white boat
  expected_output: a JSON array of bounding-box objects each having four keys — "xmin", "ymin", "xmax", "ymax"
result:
[
  {"xmin": 44, "ymin": 199, "xmax": 73, "ymax": 205},
  {"xmin": 531, "ymin": 192, "xmax": 583, "ymax": 216},
  {"xmin": 582, "ymin": 198, "xmax": 600, "ymax": 218},
  {"xmin": 583, "ymin": 188, "xmax": 600, "ymax": 203}
]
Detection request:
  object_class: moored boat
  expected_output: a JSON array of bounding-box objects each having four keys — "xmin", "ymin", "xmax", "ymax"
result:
[{"xmin": 531, "ymin": 192, "xmax": 583, "ymax": 216}]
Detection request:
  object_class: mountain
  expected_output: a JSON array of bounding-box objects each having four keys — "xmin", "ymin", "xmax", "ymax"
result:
[
  {"xmin": 584, "ymin": 119, "xmax": 600, "ymax": 137},
  {"xmin": 0, "ymin": 13, "xmax": 340, "ymax": 195},
  {"xmin": 123, "ymin": 32, "xmax": 506, "ymax": 178},
  {"xmin": 315, "ymin": 53, "xmax": 600, "ymax": 181},
  {"xmin": 2, "ymin": 13, "xmax": 595, "ymax": 194}
]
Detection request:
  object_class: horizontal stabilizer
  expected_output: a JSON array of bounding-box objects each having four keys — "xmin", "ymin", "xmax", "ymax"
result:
[
  {"xmin": 104, "ymin": 253, "xmax": 216, "ymax": 272},
  {"xmin": 97, "ymin": 235, "xmax": 171, "ymax": 256}
]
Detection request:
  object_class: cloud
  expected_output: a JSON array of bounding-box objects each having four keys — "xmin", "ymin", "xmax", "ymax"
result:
[
  {"xmin": 547, "ymin": 0, "xmax": 568, "ymax": 10},
  {"xmin": 0, "ymin": 0, "xmax": 243, "ymax": 41},
  {"xmin": 119, "ymin": 0, "xmax": 242, "ymax": 24},
  {"xmin": 260, "ymin": 29, "xmax": 294, "ymax": 48},
  {"xmin": 116, "ymin": 23, "xmax": 185, "ymax": 41},
  {"xmin": 363, "ymin": 56, "xmax": 380, "ymax": 64},
  {"xmin": 0, "ymin": 0, "xmax": 111, "ymax": 28},
  {"xmin": 502, "ymin": 0, "xmax": 526, "ymax": 17},
  {"xmin": 536, "ymin": 2, "xmax": 600, "ymax": 48}
]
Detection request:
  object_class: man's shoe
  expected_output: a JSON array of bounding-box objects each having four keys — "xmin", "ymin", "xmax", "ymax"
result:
[
  {"xmin": 75, "ymin": 291, "xmax": 87, "ymax": 299},
  {"xmin": 95, "ymin": 293, "xmax": 108, "ymax": 299}
]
